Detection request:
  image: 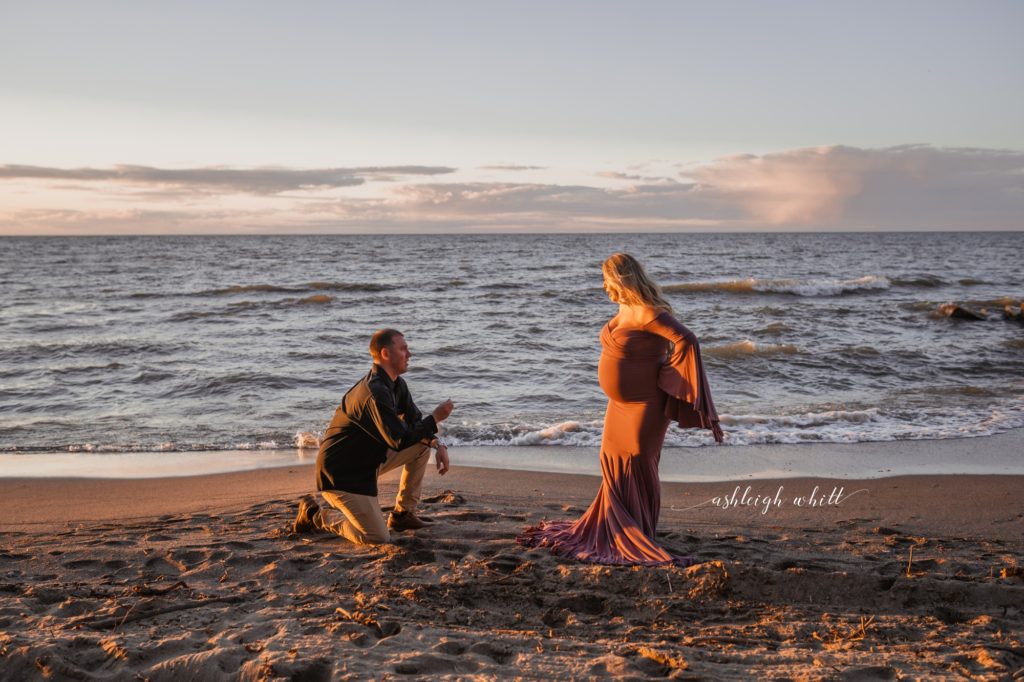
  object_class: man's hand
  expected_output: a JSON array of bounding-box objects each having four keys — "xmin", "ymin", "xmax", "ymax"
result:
[
  {"xmin": 432, "ymin": 399, "xmax": 454, "ymax": 423},
  {"xmin": 434, "ymin": 443, "xmax": 450, "ymax": 475}
]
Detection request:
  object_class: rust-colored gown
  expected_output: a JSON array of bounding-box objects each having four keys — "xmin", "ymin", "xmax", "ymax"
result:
[{"xmin": 517, "ymin": 311, "xmax": 722, "ymax": 566}]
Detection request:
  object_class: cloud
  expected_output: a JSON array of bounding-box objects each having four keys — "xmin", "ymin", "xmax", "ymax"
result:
[
  {"xmin": 363, "ymin": 146, "xmax": 1024, "ymax": 230},
  {"xmin": 0, "ymin": 208, "xmax": 222, "ymax": 235},
  {"xmin": 324, "ymin": 180, "xmax": 737, "ymax": 231},
  {"xmin": 596, "ymin": 171, "xmax": 679, "ymax": 183},
  {"xmin": 2, "ymin": 145, "xmax": 1021, "ymax": 233},
  {"xmin": 688, "ymin": 145, "xmax": 1024, "ymax": 228},
  {"xmin": 0, "ymin": 164, "xmax": 456, "ymax": 195},
  {"xmin": 477, "ymin": 164, "xmax": 547, "ymax": 171}
]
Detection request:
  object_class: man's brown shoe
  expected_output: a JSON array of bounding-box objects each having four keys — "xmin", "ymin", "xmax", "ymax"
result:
[
  {"xmin": 293, "ymin": 494, "xmax": 320, "ymax": 533},
  {"xmin": 388, "ymin": 510, "xmax": 427, "ymax": 531}
]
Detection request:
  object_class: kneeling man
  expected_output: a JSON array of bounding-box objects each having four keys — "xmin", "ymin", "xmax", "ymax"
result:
[{"xmin": 294, "ymin": 328, "xmax": 453, "ymax": 543}]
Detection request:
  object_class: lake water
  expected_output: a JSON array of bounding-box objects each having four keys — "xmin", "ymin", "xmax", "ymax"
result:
[{"xmin": 1, "ymin": 232, "xmax": 1022, "ymax": 467}]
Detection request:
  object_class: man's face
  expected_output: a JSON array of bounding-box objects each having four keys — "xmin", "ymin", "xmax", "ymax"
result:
[{"xmin": 382, "ymin": 335, "xmax": 411, "ymax": 375}]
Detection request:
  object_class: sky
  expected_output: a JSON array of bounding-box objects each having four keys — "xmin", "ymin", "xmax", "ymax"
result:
[{"xmin": 1, "ymin": 1, "xmax": 1022, "ymax": 234}]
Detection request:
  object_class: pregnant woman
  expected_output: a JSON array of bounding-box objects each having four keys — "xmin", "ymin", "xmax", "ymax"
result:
[{"xmin": 517, "ymin": 253, "xmax": 723, "ymax": 566}]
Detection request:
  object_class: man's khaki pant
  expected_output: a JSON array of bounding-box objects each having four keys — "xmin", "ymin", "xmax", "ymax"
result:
[{"xmin": 318, "ymin": 443, "xmax": 430, "ymax": 544}]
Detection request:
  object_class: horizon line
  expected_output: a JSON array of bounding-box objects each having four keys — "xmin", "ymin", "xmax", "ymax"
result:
[{"xmin": 1, "ymin": 228, "xmax": 1022, "ymax": 238}]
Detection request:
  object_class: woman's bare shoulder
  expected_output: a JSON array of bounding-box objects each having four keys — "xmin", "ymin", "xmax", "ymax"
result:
[
  {"xmin": 645, "ymin": 310, "xmax": 697, "ymax": 339},
  {"xmin": 640, "ymin": 307, "xmax": 672, "ymax": 326}
]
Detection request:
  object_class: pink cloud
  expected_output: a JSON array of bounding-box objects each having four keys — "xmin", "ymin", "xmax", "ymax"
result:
[
  {"xmin": 689, "ymin": 145, "xmax": 1024, "ymax": 228},
  {"xmin": 1, "ymin": 146, "xmax": 1021, "ymax": 233}
]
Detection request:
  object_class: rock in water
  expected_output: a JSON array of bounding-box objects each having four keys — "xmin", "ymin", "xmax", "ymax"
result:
[
  {"xmin": 1003, "ymin": 304, "xmax": 1024, "ymax": 324},
  {"xmin": 937, "ymin": 303, "xmax": 986, "ymax": 320}
]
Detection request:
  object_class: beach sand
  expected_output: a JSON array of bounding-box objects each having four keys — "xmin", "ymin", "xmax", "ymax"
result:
[{"xmin": 1, "ymin": 464, "xmax": 1022, "ymax": 680}]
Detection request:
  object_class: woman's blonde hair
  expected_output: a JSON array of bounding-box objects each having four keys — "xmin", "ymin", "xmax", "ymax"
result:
[{"xmin": 602, "ymin": 253, "xmax": 673, "ymax": 312}]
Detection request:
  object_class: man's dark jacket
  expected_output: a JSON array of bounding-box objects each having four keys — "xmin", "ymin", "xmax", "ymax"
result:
[{"xmin": 316, "ymin": 364, "xmax": 438, "ymax": 496}]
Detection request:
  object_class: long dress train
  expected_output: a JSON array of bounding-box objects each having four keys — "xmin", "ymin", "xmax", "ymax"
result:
[{"xmin": 517, "ymin": 311, "xmax": 722, "ymax": 566}]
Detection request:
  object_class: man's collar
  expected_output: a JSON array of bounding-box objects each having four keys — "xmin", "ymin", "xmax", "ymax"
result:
[{"xmin": 371, "ymin": 363, "xmax": 397, "ymax": 388}]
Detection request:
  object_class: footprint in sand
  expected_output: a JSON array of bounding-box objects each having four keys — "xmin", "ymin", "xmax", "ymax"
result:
[
  {"xmin": 467, "ymin": 641, "xmax": 515, "ymax": 664},
  {"xmin": 394, "ymin": 653, "xmax": 478, "ymax": 675},
  {"xmin": 434, "ymin": 546, "xmax": 472, "ymax": 563},
  {"xmin": 90, "ymin": 538, "xmax": 134, "ymax": 547},
  {"xmin": 440, "ymin": 510, "xmax": 505, "ymax": 522},
  {"xmin": 399, "ymin": 548, "xmax": 436, "ymax": 561},
  {"xmin": 433, "ymin": 640, "xmax": 467, "ymax": 655},
  {"xmin": 588, "ymin": 652, "xmax": 643, "ymax": 677},
  {"xmin": 556, "ymin": 593, "xmax": 606, "ymax": 616},
  {"xmin": 390, "ymin": 539, "xmax": 437, "ymax": 565},
  {"xmin": 24, "ymin": 586, "xmax": 65, "ymax": 604},
  {"xmin": 343, "ymin": 630, "xmax": 377, "ymax": 648},
  {"xmin": 774, "ymin": 558, "xmax": 829, "ymax": 572},
  {"xmin": 483, "ymin": 554, "xmax": 524, "ymax": 573},
  {"xmin": 143, "ymin": 555, "xmax": 186, "ymax": 576},
  {"xmin": 62, "ymin": 559, "xmax": 102, "ymax": 570},
  {"xmin": 422, "ymin": 490, "xmax": 466, "ymax": 506},
  {"xmin": 270, "ymin": 658, "xmax": 333, "ymax": 682},
  {"xmin": 933, "ymin": 605, "xmax": 967, "ymax": 624},
  {"xmin": 87, "ymin": 523, "xmax": 121, "ymax": 532},
  {"xmin": 541, "ymin": 607, "xmax": 570, "ymax": 628},
  {"xmin": 165, "ymin": 548, "xmax": 213, "ymax": 570},
  {"xmin": 837, "ymin": 665, "xmax": 898, "ymax": 681},
  {"xmin": 146, "ymin": 646, "xmax": 247, "ymax": 680},
  {"xmin": 906, "ymin": 557, "xmax": 944, "ymax": 572},
  {"xmin": 51, "ymin": 597, "xmax": 92, "ymax": 616}
]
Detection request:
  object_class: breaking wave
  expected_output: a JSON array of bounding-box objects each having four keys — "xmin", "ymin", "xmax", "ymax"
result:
[
  {"xmin": 438, "ymin": 399, "xmax": 1024, "ymax": 448},
  {"xmin": 664, "ymin": 275, "xmax": 890, "ymax": 297},
  {"xmin": 196, "ymin": 282, "xmax": 392, "ymax": 296},
  {"xmin": 704, "ymin": 340, "xmax": 800, "ymax": 358},
  {"xmin": 132, "ymin": 282, "xmax": 395, "ymax": 298},
  {"xmin": 8, "ymin": 396, "xmax": 1024, "ymax": 454}
]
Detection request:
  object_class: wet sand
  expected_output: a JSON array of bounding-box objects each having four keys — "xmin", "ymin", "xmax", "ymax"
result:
[{"xmin": 1, "ymin": 465, "xmax": 1022, "ymax": 680}]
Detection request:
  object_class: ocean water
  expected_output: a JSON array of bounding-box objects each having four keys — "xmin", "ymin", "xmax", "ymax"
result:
[{"xmin": 1, "ymin": 232, "xmax": 1022, "ymax": 460}]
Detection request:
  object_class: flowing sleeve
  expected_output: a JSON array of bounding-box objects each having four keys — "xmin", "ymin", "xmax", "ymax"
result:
[{"xmin": 648, "ymin": 312, "xmax": 724, "ymax": 443}]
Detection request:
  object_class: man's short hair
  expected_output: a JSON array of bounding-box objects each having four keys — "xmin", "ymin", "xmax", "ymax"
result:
[{"xmin": 369, "ymin": 328, "xmax": 404, "ymax": 362}]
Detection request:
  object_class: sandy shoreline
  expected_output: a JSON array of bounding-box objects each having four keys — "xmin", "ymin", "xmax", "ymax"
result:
[
  {"xmin": 5, "ymin": 428, "xmax": 1024, "ymax": 482},
  {"xmin": 2, "ymin": 466, "xmax": 1022, "ymax": 679},
  {"xmin": 2, "ymin": 465, "xmax": 1023, "ymax": 540}
]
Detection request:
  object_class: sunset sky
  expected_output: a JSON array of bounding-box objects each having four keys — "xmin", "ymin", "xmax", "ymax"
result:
[{"xmin": 1, "ymin": 1, "xmax": 1022, "ymax": 234}]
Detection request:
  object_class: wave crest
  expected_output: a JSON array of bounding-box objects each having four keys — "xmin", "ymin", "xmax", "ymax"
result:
[
  {"xmin": 9, "ymin": 396, "xmax": 1023, "ymax": 454},
  {"xmin": 891, "ymin": 274, "xmax": 945, "ymax": 287},
  {"xmin": 194, "ymin": 282, "xmax": 393, "ymax": 296},
  {"xmin": 294, "ymin": 431, "xmax": 320, "ymax": 449},
  {"xmin": 664, "ymin": 275, "xmax": 890, "ymax": 297},
  {"xmin": 705, "ymin": 340, "xmax": 799, "ymax": 358},
  {"xmin": 200, "ymin": 284, "xmax": 300, "ymax": 296}
]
